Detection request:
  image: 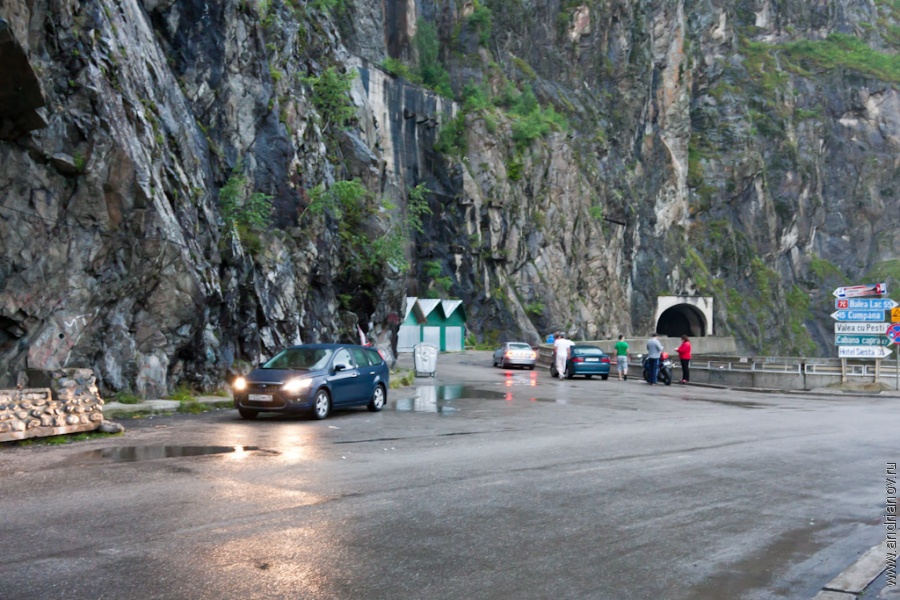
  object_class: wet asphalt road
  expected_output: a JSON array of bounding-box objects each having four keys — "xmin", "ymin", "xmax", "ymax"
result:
[{"xmin": 0, "ymin": 351, "xmax": 896, "ymax": 599}]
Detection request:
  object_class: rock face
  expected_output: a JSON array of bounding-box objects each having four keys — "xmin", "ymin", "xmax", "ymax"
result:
[{"xmin": 0, "ymin": 0, "xmax": 897, "ymax": 394}]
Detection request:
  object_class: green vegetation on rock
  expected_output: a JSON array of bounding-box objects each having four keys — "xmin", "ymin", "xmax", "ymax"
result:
[
  {"xmin": 745, "ymin": 33, "xmax": 900, "ymax": 84},
  {"xmin": 219, "ymin": 164, "xmax": 274, "ymax": 252},
  {"xmin": 302, "ymin": 66, "xmax": 357, "ymax": 130}
]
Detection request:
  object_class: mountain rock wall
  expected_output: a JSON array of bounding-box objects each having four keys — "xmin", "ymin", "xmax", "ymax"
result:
[{"xmin": 0, "ymin": 0, "xmax": 897, "ymax": 394}]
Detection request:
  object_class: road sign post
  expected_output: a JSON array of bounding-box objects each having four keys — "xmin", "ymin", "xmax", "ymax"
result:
[{"xmin": 831, "ymin": 285, "xmax": 894, "ymax": 382}]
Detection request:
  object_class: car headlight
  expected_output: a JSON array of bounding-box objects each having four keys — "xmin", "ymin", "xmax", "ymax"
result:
[
  {"xmin": 282, "ymin": 377, "xmax": 312, "ymax": 394},
  {"xmin": 234, "ymin": 377, "xmax": 247, "ymax": 391}
]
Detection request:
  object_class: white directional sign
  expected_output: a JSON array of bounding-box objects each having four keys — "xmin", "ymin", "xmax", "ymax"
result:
[
  {"xmin": 831, "ymin": 310, "xmax": 885, "ymax": 322},
  {"xmin": 833, "ymin": 283, "xmax": 888, "ymax": 299},
  {"xmin": 835, "ymin": 298, "xmax": 898, "ymax": 310},
  {"xmin": 835, "ymin": 322, "xmax": 891, "ymax": 334},
  {"xmin": 838, "ymin": 346, "xmax": 893, "ymax": 358}
]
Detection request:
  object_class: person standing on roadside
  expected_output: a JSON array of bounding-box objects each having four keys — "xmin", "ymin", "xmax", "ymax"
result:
[
  {"xmin": 676, "ymin": 335, "xmax": 692, "ymax": 383},
  {"xmin": 554, "ymin": 333, "xmax": 574, "ymax": 380},
  {"xmin": 614, "ymin": 335, "xmax": 629, "ymax": 381},
  {"xmin": 646, "ymin": 333, "xmax": 664, "ymax": 385}
]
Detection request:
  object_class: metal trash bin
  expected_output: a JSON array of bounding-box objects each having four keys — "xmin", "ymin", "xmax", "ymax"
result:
[{"xmin": 413, "ymin": 343, "xmax": 438, "ymax": 377}]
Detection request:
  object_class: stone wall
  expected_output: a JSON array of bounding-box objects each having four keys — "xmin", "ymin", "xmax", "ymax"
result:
[{"xmin": 0, "ymin": 369, "xmax": 104, "ymax": 442}]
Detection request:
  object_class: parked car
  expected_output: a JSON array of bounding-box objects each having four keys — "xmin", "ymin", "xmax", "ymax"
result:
[
  {"xmin": 232, "ymin": 344, "xmax": 389, "ymax": 420},
  {"xmin": 564, "ymin": 345, "xmax": 611, "ymax": 380},
  {"xmin": 492, "ymin": 342, "xmax": 538, "ymax": 370}
]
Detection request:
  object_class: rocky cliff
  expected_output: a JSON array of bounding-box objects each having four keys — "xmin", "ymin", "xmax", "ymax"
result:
[{"xmin": 0, "ymin": 0, "xmax": 897, "ymax": 396}]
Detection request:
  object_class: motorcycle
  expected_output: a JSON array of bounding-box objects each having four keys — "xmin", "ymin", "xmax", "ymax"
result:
[{"xmin": 639, "ymin": 352, "xmax": 673, "ymax": 385}]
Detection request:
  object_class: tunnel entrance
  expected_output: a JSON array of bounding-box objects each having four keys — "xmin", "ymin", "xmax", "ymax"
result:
[{"xmin": 656, "ymin": 304, "xmax": 707, "ymax": 338}]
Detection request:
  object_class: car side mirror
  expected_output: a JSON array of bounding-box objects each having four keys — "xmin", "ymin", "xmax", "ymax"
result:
[{"xmin": 334, "ymin": 363, "xmax": 349, "ymax": 372}]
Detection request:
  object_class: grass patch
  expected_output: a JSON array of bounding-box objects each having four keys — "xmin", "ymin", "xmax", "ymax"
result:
[
  {"xmin": 178, "ymin": 400, "xmax": 207, "ymax": 414},
  {"xmin": 113, "ymin": 392, "xmax": 142, "ymax": 404},
  {"xmin": 390, "ymin": 369, "xmax": 416, "ymax": 388},
  {"xmin": 168, "ymin": 386, "xmax": 194, "ymax": 402}
]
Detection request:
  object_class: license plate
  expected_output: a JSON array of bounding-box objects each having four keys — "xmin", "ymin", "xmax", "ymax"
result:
[
  {"xmin": 248, "ymin": 394, "xmax": 273, "ymax": 402},
  {"xmin": 585, "ymin": 357, "xmax": 599, "ymax": 362}
]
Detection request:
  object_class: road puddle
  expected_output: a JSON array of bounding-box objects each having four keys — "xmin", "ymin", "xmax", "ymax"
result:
[
  {"xmin": 393, "ymin": 385, "xmax": 508, "ymax": 413},
  {"xmin": 58, "ymin": 445, "xmax": 267, "ymax": 464}
]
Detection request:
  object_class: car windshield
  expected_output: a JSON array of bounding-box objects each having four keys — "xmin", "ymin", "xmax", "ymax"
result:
[
  {"xmin": 262, "ymin": 348, "xmax": 333, "ymax": 370},
  {"xmin": 572, "ymin": 346, "xmax": 604, "ymax": 357},
  {"xmin": 509, "ymin": 343, "xmax": 531, "ymax": 350}
]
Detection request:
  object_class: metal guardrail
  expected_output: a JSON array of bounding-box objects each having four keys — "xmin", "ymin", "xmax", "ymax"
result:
[
  {"xmin": 693, "ymin": 359, "xmax": 896, "ymax": 378},
  {"xmin": 537, "ymin": 346, "xmax": 897, "ymax": 381}
]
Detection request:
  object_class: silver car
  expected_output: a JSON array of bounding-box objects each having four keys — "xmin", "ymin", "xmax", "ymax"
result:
[{"xmin": 492, "ymin": 342, "xmax": 537, "ymax": 370}]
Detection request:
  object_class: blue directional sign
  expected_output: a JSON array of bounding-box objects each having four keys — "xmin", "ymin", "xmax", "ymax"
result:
[
  {"xmin": 831, "ymin": 310, "xmax": 886, "ymax": 322},
  {"xmin": 834, "ymin": 334, "xmax": 891, "ymax": 347},
  {"xmin": 834, "ymin": 298, "xmax": 898, "ymax": 310}
]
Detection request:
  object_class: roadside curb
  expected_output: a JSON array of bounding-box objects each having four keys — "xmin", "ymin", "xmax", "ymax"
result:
[
  {"xmin": 103, "ymin": 395, "xmax": 232, "ymax": 417},
  {"xmin": 680, "ymin": 381, "xmax": 896, "ymax": 400},
  {"xmin": 813, "ymin": 541, "xmax": 888, "ymax": 599}
]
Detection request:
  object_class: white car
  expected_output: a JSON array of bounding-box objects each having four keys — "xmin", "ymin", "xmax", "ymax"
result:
[{"xmin": 492, "ymin": 342, "xmax": 537, "ymax": 370}]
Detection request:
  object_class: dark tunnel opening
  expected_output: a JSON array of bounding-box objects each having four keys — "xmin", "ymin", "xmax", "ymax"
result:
[{"xmin": 656, "ymin": 305, "xmax": 706, "ymax": 338}]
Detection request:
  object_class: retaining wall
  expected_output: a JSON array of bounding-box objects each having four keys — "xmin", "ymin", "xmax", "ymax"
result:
[{"xmin": 0, "ymin": 369, "xmax": 104, "ymax": 442}]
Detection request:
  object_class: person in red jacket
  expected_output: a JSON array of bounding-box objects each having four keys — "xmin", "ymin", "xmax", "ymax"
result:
[{"xmin": 676, "ymin": 335, "xmax": 692, "ymax": 383}]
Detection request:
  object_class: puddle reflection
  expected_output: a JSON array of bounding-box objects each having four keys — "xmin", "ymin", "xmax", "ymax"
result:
[
  {"xmin": 394, "ymin": 385, "xmax": 508, "ymax": 414},
  {"xmin": 502, "ymin": 371, "xmax": 539, "ymax": 387},
  {"xmin": 395, "ymin": 385, "xmax": 546, "ymax": 413},
  {"xmin": 60, "ymin": 445, "xmax": 266, "ymax": 465}
]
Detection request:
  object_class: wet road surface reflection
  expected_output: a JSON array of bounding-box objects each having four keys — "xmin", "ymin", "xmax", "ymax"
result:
[
  {"xmin": 57, "ymin": 445, "xmax": 275, "ymax": 465},
  {"xmin": 394, "ymin": 383, "xmax": 553, "ymax": 413},
  {"xmin": 394, "ymin": 385, "xmax": 510, "ymax": 413},
  {"xmin": 682, "ymin": 397, "xmax": 767, "ymax": 409}
]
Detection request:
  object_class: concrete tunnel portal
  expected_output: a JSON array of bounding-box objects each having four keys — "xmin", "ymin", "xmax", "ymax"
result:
[{"xmin": 654, "ymin": 296, "xmax": 713, "ymax": 338}]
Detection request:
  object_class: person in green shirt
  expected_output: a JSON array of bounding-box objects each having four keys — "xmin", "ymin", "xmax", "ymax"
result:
[{"xmin": 614, "ymin": 335, "xmax": 629, "ymax": 381}]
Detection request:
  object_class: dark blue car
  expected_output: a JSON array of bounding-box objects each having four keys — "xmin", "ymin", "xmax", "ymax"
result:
[
  {"xmin": 232, "ymin": 344, "xmax": 390, "ymax": 420},
  {"xmin": 565, "ymin": 345, "xmax": 611, "ymax": 380}
]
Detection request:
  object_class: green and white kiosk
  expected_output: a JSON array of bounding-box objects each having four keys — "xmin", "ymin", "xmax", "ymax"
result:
[{"xmin": 397, "ymin": 297, "xmax": 466, "ymax": 352}]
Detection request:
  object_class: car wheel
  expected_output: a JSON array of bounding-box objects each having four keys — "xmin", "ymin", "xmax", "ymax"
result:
[
  {"xmin": 311, "ymin": 389, "xmax": 331, "ymax": 420},
  {"xmin": 368, "ymin": 385, "xmax": 386, "ymax": 412},
  {"xmin": 550, "ymin": 364, "xmax": 558, "ymax": 377},
  {"xmin": 565, "ymin": 366, "xmax": 574, "ymax": 379},
  {"xmin": 492, "ymin": 358, "xmax": 497, "ymax": 367},
  {"xmin": 601, "ymin": 375, "xmax": 609, "ymax": 381},
  {"xmin": 585, "ymin": 375, "xmax": 593, "ymax": 379},
  {"xmin": 238, "ymin": 408, "xmax": 258, "ymax": 420},
  {"xmin": 528, "ymin": 365, "xmax": 535, "ymax": 371}
]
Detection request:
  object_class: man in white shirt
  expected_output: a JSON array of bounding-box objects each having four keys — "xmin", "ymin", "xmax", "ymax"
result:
[{"xmin": 553, "ymin": 333, "xmax": 575, "ymax": 380}]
